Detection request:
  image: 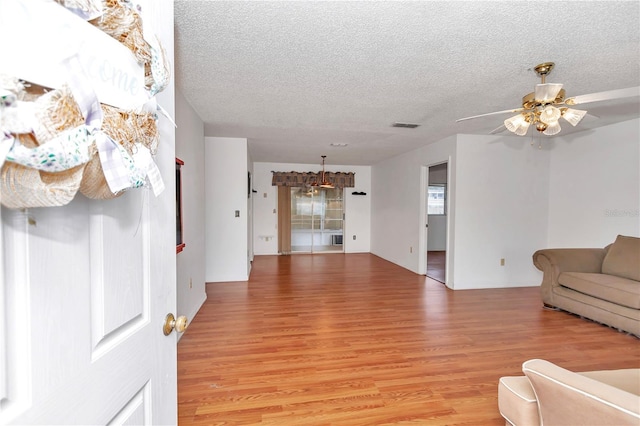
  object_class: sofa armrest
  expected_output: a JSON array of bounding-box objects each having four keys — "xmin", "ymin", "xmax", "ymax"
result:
[
  {"xmin": 533, "ymin": 248, "xmax": 606, "ymax": 274},
  {"xmin": 532, "ymin": 248, "xmax": 607, "ymax": 304},
  {"xmin": 522, "ymin": 359, "xmax": 640, "ymax": 426}
]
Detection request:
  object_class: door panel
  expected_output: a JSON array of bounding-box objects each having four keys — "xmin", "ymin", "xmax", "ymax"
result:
[
  {"xmin": 1, "ymin": 210, "xmax": 31, "ymax": 420},
  {"xmin": 0, "ymin": 1, "xmax": 176, "ymax": 424},
  {"xmin": 90, "ymin": 197, "xmax": 149, "ymax": 355},
  {"xmin": 108, "ymin": 385, "xmax": 150, "ymax": 425},
  {"xmin": 1, "ymin": 195, "xmax": 159, "ymax": 425}
]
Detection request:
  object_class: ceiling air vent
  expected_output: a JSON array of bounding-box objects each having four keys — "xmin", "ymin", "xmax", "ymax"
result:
[{"xmin": 392, "ymin": 122, "xmax": 420, "ymax": 128}]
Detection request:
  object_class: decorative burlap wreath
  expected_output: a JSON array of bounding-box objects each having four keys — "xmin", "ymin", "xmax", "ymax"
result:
[{"xmin": 0, "ymin": 0, "xmax": 169, "ymax": 209}]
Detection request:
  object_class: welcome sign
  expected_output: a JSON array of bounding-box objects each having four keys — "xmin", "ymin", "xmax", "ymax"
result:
[{"xmin": 0, "ymin": 0, "xmax": 148, "ymax": 110}]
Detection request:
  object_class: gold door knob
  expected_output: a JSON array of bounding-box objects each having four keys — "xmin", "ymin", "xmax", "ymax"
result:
[{"xmin": 163, "ymin": 313, "xmax": 189, "ymax": 336}]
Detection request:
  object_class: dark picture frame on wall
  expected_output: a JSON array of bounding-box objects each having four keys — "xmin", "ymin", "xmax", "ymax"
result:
[{"xmin": 176, "ymin": 158, "xmax": 185, "ymax": 253}]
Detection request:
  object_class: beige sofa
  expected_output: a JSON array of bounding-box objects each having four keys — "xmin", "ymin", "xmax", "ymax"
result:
[
  {"xmin": 533, "ymin": 235, "xmax": 640, "ymax": 336},
  {"xmin": 499, "ymin": 359, "xmax": 640, "ymax": 426}
]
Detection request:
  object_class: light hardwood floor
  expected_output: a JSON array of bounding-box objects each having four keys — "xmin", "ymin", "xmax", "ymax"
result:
[
  {"xmin": 178, "ymin": 253, "xmax": 639, "ymax": 425},
  {"xmin": 426, "ymin": 251, "xmax": 445, "ymax": 283}
]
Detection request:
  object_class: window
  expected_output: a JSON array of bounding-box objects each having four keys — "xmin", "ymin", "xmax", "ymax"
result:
[
  {"xmin": 289, "ymin": 187, "xmax": 344, "ymax": 253},
  {"xmin": 428, "ymin": 184, "xmax": 446, "ymax": 215}
]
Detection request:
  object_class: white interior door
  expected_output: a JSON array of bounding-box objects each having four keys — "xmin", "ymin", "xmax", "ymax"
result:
[{"xmin": 0, "ymin": 2, "xmax": 177, "ymax": 424}]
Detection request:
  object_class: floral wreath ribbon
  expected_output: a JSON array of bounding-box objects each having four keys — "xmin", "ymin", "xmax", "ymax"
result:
[
  {"xmin": 0, "ymin": 62, "xmax": 163, "ymax": 196},
  {"xmin": 0, "ymin": 0, "xmax": 166, "ymax": 197}
]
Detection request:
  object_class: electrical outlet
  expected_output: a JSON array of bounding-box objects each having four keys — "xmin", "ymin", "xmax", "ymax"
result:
[
  {"xmin": 263, "ymin": 192, "xmax": 267, "ymax": 198},
  {"xmin": 189, "ymin": 278, "xmax": 193, "ymax": 289},
  {"xmin": 500, "ymin": 258, "xmax": 505, "ymax": 266},
  {"xmin": 353, "ymin": 235, "xmax": 356, "ymax": 240},
  {"xmin": 410, "ymin": 246, "xmax": 413, "ymax": 253}
]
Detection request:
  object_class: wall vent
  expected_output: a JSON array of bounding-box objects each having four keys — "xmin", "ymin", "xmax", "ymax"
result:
[{"xmin": 392, "ymin": 122, "xmax": 420, "ymax": 128}]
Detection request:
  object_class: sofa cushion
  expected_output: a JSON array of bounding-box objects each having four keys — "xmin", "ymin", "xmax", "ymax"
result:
[
  {"xmin": 602, "ymin": 235, "xmax": 640, "ymax": 281},
  {"xmin": 498, "ymin": 376, "xmax": 539, "ymax": 426},
  {"xmin": 558, "ymin": 272, "xmax": 640, "ymax": 309}
]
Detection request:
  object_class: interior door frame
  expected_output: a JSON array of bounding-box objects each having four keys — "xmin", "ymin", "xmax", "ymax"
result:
[{"xmin": 418, "ymin": 160, "xmax": 451, "ymax": 282}]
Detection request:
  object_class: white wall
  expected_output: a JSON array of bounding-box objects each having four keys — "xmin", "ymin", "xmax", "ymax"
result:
[
  {"xmin": 371, "ymin": 120, "xmax": 639, "ymax": 289},
  {"xmin": 453, "ymin": 134, "xmax": 550, "ymax": 289},
  {"xmin": 547, "ymin": 118, "xmax": 640, "ymax": 247},
  {"xmin": 252, "ymin": 162, "xmax": 278, "ymax": 254},
  {"xmin": 205, "ymin": 137, "xmax": 249, "ymax": 281},
  {"xmin": 200, "ymin": 120, "xmax": 638, "ymax": 290},
  {"xmin": 175, "ymin": 90, "xmax": 206, "ymax": 326},
  {"xmin": 252, "ymin": 162, "xmax": 371, "ymax": 255},
  {"xmin": 371, "ymin": 133, "xmax": 552, "ymax": 289},
  {"xmin": 371, "ymin": 136, "xmax": 457, "ymax": 279},
  {"xmin": 345, "ymin": 165, "xmax": 371, "ymax": 252}
]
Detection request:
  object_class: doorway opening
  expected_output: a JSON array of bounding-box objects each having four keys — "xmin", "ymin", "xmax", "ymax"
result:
[
  {"xmin": 425, "ymin": 162, "xmax": 448, "ymax": 283},
  {"xmin": 290, "ymin": 186, "xmax": 344, "ymax": 253}
]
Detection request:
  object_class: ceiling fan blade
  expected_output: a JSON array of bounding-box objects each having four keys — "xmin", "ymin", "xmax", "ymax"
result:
[
  {"xmin": 489, "ymin": 124, "xmax": 507, "ymax": 134},
  {"xmin": 565, "ymin": 86, "xmax": 640, "ymax": 105},
  {"xmin": 456, "ymin": 108, "xmax": 524, "ymax": 122},
  {"xmin": 535, "ymin": 83, "xmax": 563, "ymax": 103}
]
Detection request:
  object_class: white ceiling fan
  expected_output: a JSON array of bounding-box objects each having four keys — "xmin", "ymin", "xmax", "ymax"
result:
[{"xmin": 456, "ymin": 62, "xmax": 640, "ymax": 136}]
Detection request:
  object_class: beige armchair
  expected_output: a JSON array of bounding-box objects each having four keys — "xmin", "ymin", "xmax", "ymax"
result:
[{"xmin": 499, "ymin": 359, "xmax": 640, "ymax": 425}]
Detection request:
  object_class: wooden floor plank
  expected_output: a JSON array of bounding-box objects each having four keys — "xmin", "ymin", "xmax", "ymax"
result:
[
  {"xmin": 426, "ymin": 250, "xmax": 445, "ymax": 283},
  {"xmin": 178, "ymin": 253, "xmax": 639, "ymax": 425}
]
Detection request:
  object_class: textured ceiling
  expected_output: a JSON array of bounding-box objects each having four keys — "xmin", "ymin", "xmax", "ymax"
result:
[{"xmin": 174, "ymin": 1, "xmax": 640, "ymax": 166}]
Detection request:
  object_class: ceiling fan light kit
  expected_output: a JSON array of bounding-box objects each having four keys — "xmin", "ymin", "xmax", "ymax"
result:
[
  {"xmin": 562, "ymin": 108, "xmax": 588, "ymax": 126},
  {"xmin": 457, "ymin": 61, "xmax": 640, "ymax": 138},
  {"xmin": 540, "ymin": 105, "xmax": 562, "ymax": 124},
  {"xmin": 542, "ymin": 120, "xmax": 562, "ymax": 136},
  {"xmin": 503, "ymin": 63, "xmax": 575, "ymax": 136},
  {"xmin": 504, "ymin": 114, "xmax": 530, "ymax": 136}
]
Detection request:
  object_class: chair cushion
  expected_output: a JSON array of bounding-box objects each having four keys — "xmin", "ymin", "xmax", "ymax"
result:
[
  {"xmin": 581, "ymin": 369, "xmax": 640, "ymax": 396},
  {"xmin": 602, "ymin": 235, "xmax": 640, "ymax": 281},
  {"xmin": 498, "ymin": 369, "xmax": 640, "ymax": 426},
  {"xmin": 498, "ymin": 376, "xmax": 540, "ymax": 426},
  {"xmin": 559, "ymin": 272, "xmax": 640, "ymax": 309},
  {"xmin": 522, "ymin": 359, "xmax": 640, "ymax": 426}
]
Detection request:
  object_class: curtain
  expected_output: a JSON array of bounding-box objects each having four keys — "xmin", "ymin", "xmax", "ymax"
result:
[
  {"xmin": 272, "ymin": 171, "xmax": 355, "ymax": 188},
  {"xmin": 277, "ymin": 186, "xmax": 291, "ymax": 255}
]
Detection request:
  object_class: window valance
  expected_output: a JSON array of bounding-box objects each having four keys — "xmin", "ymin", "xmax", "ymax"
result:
[{"xmin": 271, "ymin": 171, "xmax": 355, "ymax": 188}]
